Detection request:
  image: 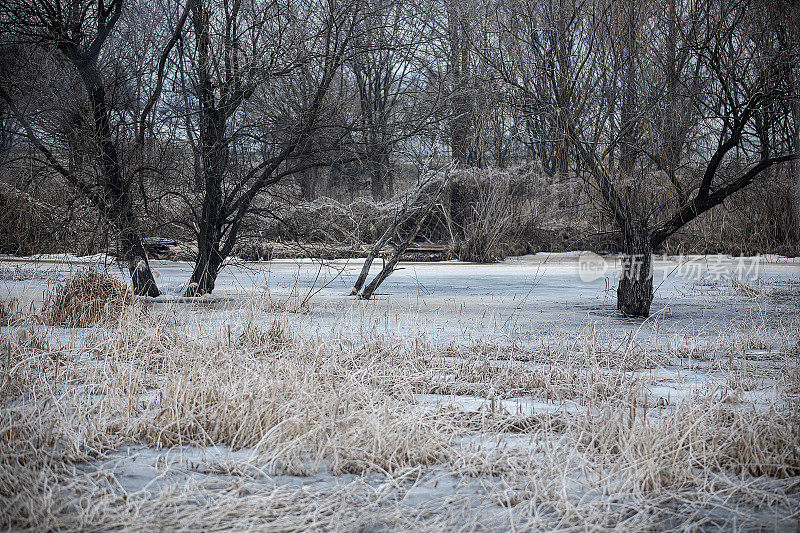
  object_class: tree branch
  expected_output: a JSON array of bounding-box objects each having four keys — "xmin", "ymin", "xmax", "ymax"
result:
[
  {"xmin": 0, "ymin": 83, "xmax": 104, "ymax": 209},
  {"xmin": 650, "ymin": 153, "xmax": 799, "ymax": 248}
]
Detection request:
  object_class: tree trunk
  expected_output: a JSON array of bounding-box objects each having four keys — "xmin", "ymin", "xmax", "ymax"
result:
[
  {"xmin": 554, "ymin": 0, "xmax": 570, "ymax": 177},
  {"xmin": 121, "ymin": 232, "xmax": 160, "ymax": 297},
  {"xmin": 369, "ymin": 156, "xmax": 393, "ymax": 200},
  {"xmin": 794, "ymin": 97, "xmax": 800, "ymax": 255},
  {"xmin": 448, "ymin": 3, "xmax": 471, "ymax": 167},
  {"xmin": 370, "ymin": 164, "xmax": 384, "ymax": 200},
  {"xmin": 355, "ymin": 172, "xmax": 448, "ymax": 298},
  {"xmin": 75, "ymin": 56, "xmax": 160, "ymax": 297},
  {"xmin": 792, "ymin": 55, "xmax": 800, "ymax": 255},
  {"xmin": 663, "ymin": 0, "xmax": 683, "ymax": 198},
  {"xmin": 614, "ymin": 2, "xmax": 649, "ymax": 317},
  {"xmin": 352, "ymin": 179, "xmax": 430, "ymax": 295},
  {"xmin": 186, "ymin": 187, "xmax": 225, "ymax": 296},
  {"xmin": 360, "ymin": 206, "xmax": 434, "ymax": 300},
  {"xmin": 186, "ymin": 242, "xmax": 222, "ymax": 296},
  {"xmin": 617, "ymin": 230, "xmax": 653, "ymax": 317},
  {"xmin": 352, "ymin": 221, "xmax": 395, "ymax": 296},
  {"xmin": 619, "ymin": 1, "xmax": 637, "ymax": 179},
  {"xmin": 187, "ymin": 0, "xmax": 231, "ymax": 298}
]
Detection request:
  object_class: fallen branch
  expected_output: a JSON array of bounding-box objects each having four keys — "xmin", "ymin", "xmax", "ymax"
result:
[{"xmin": 357, "ymin": 168, "xmax": 452, "ymax": 300}]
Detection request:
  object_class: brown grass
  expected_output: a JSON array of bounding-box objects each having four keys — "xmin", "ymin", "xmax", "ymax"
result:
[
  {"xmin": 1, "ymin": 297, "xmax": 798, "ymax": 531},
  {"xmin": 43, "ymin": 267, "xmax": 135, "ymax": 327}
]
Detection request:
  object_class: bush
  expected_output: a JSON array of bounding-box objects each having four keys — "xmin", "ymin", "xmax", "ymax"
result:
[
  {"xmin": 44, "ymin": 268, "xmax": 134, "ymax": 327},
  {"xmin": 446, "ymin": 168, "xmax": 540, "ymax": 262}
]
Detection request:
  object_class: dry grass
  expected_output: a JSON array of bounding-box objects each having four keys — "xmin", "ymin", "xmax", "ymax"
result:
[
  {"xmin": 729, "ymin": 278, "xmax": 768, "ymax": 298},
  {"xmin": 1, "ymin": 295, "xmax": 798, "ymax": 531},
  {"xmin": 0, "ymin": 298, "xmax": 21, "ymax": 326},
  {"xmin": 43, "ymin": 267, "xmax": 135, "ymax": 327}
]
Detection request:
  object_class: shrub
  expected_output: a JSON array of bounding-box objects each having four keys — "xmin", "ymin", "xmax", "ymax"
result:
[{"xmin": 44, "ymin": 267, "xmax": 134, "ymax": 327}]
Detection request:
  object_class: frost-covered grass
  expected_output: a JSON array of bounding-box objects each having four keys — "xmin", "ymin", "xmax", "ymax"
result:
[{"xmin": 1, "ymin": 260, "xmax": 799, "ymax": 530}]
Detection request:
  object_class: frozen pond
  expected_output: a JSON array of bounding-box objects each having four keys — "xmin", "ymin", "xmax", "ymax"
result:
[{"xmin": 3, "ymin": 252, "xmax": 797, "ymax": 347}]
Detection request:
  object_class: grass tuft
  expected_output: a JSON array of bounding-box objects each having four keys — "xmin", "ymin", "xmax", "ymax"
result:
[{"xmin": 43, "ymin": 268, "xmax": 134, "ymax": 327}]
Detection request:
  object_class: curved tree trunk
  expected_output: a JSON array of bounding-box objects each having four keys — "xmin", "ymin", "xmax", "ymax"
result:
[
  {"xmin": 75, "ymin": 56, "xmax": 160, "ymax": 297},
  {"xmin": 121, "ymin": 232, "xmax": 160, "ymax": 297},
  {"xmin": 360, "ymin": 203, "xmax": 434, "ymax": 300},
  {"xmin": 617, "ymin": 230, "xmax": 653, "ymax": 317},
  {"xmin": 359, "ymin": 176, "xmax": 448, "ymax": 300}
]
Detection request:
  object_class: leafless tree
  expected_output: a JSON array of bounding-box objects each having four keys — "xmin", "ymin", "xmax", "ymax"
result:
[
  {"xmin": 0, "ymin": 0, "xmax": 795, "ymax": 312},
  {"xmin": 0, "ymin": 0, "xmax": 190, "ymax": 296},
  {"xmin": 175, "ymin": 0, "xmax": 362, "ymax": 295},
  {"xmin": 486, "ymin": 0, "xmax": 798, "ymax": 316}
]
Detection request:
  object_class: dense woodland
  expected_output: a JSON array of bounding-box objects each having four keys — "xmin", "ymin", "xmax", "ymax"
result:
[{"xmin": 0, "ymin": 0, "xmax": 798, "ymax": 315}]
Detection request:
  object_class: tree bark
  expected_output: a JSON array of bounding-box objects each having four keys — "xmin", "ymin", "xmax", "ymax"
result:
[
  {"xmin": 619, "ymin": 0, "xmax": 637, "ymax": 179},
  {"xmin": 186, "ymin": 243, "xmax": 223, "ymax": 296},
  {"xmin": 794, "ymin": 95, "xmax": 800, "ymax": 255},
  {"xmin": 71, "ymin": 47, "xmax": 160, "ymax": 297},
  {"xmin": 360, "ymin": 204, "xmax": 435, "ymax": 300},
  {"xmin": 448, "ymin": 2, "xmax": 472, "ymax": 167},
  {"xmin": 792, "ymin": 7, "xmax": 800, "ymax": 255},
  {"xmin": 617, "ymin": 229, "xmax": 653, "ymax": 317},
  {"xmin": 86, "ymin": 82, "xmax": 160, "ymax": 296},
  {"xmin": 121, "ymin": 231, "xmax": 160, "ymax": 297},
  {"xmin": 351, "ymin": 216, "xmax": 398, "ymax": 296},
  {"xmin": 185, "ymin": 0, "xmax": 229, "ymax": 297},
  {"xmin": 351, "ymin": 177, "xmax": 437, "ymax": 296}
]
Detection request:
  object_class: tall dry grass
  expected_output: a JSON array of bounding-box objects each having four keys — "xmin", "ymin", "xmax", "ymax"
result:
[{"xmin": 43, "ymin": 267, "xmax": 135, "ymax": 327}]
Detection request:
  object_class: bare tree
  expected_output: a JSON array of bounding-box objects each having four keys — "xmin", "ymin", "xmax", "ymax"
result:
[
  {"xmin": 343, "ymin": 0, "xmax": 450, "ymax": 198},
  {"xmin": 0, "ymin": 0, "xmax": 795, "ymax": 312},
  {"xmin": 0, "ymin": 0, "xmax": 189, "ymax": 296},
  {"xmin": 354, "ymin": 167, "xmax": 451, "ymax": 299},
  {"xmin": 350, "ymin": 1, "xmax": 401, "ymax": 199},
  {"xmin": 177, "ymin": 0, "xmax": 361, "ymax": 295},
  {"xmin": 487, "ymin": 0, "xmax": 798, "ymax": 316},
  {"xmin": 783, "ymin": 0, "xmax": 800, "ymax": 253}
]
